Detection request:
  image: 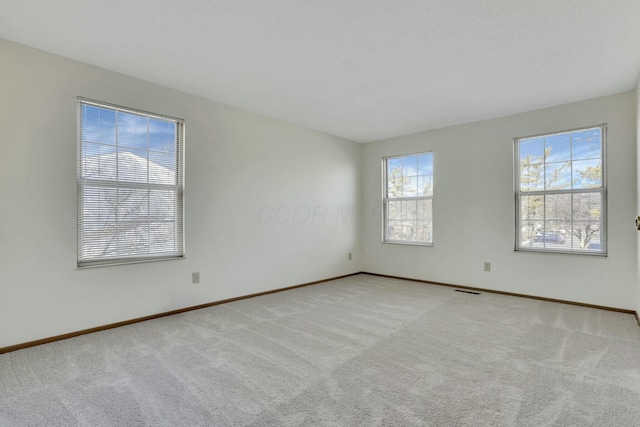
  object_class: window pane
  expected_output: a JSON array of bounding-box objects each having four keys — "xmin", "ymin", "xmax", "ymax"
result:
[
  {"xmin": 402, "ymin": 156, "xmax": 418, "ymax": 176},
  {"xmin": 148, "ymin": 119, "xmax": 176, "ymax": 154},
  {"xmin": 149, "ymin": 151, "xmax": 176, "ymax": 184},
  {"xmin": 82, "ymin": 186, "xmax": 117, "ymax": 224},
  {"xmin": 571, "ymin": 128, "xmax": 601, "ymax": 160},
  {"xmin": 387, "ymin": 159, "xmax": 404, "ymax": 197},
  {"xmin": 538, "ymin": 226, "xmax": 567, "ymax": 249},
  {"xmin": 403, "ymin": 221, "xmax": 418, "ymax": 241},
  {"xmin": 417, "ymin": 154, "xmax": 433, "ymax": 175},
  {"xmin": 520, "ymin": 165, "xmax": 544, "ymax": 191},
  {"xmin": 418, "ymin": 175, "xmax": 433, "ymax": 196},
  {"xmin": 572, "ymin": 192, "xmax": 602, "ymax": 250},
  {"xmin": 388, "ymin": 158, "xmax": 402, "ymax": 174},
  {"xmin": 544, "ymin": 194, "xmax": 571, "ymax": 224},
  {"xmin": 401, "ymin": 200, "xmax": 417, "ymax": 221},
  {"xmin": 82, "ymin": 223, "xmax": 118, "ymax": 258},
  {"xmin": 82, "ymin": 105, "xmax": 116, "ymax": 145},
  {"xmin": 544, "ymin": 133, "xmax": 571, "ymax": 162},
  {"xmin": 150, "ymin": 222, "xmax": 176, "ymax": 253},
  {"xmin": 572, "ymin": 159, "xmax": 602, "ymax": 189},
  {"xmin": 402, "ymin": 176, "xmax": 418, "ymax": 197},
  {"xmin": 150, "ymin": 189, "xmax": 176, "ymax": 221},
  {"xmin": 519, "ymin": 221, "xmax": 537, "ymax": 246},
  {"xmin": 545, "ymin": 162, "xmax": 571, "ymax": 190},
  {"xmin": 387, "ymin": 220, "xmax": 402, "ymax": 240},
  {"xmin": 82, "ymin": 143, "xmax": 117, "ymax": 181},
  {"xmin": 387, "ymin": 176, "xmax": 402, "ymax": 198},
  {"xmin": 81, "ymin": 187, "xmax": 118, "ymax": 259},
  {"xmin": 117, "ymin": 188, "xmax": 149, "ymax": 220},
  {"xmin": 388, "ymin": 200, "xmax": 401, "ymax": 221},
  {"xmin": 118, "ymin": 222, "xmax": 149, "ymax": 256},
  {"xmin": 400, "ymin": 200, "xmax": 418, "ymax": 242},
  {"xmin": 543, "ymin": 194, "xmax": 571, "ymax": 245},
  {"xmin": 416, "ymin": 199, "xmax": 433, "ymax": 243},
  {"xmin": 520, "ymin": 137, "xmax": 545, "ymax": 163},
  {"xmin": 117, "ymin": 112, "xmax": 148, "ymax": 150},
  {"xmin": 117, "ymin": 149, "xmax": 149, "ymax": 183},
  {"xmin": 520, "ymin": 195, "xmax": 543, "ymax": 220}
]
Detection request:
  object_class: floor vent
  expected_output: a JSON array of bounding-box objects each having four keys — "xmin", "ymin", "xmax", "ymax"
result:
[{"xmin": 455, "ymin": 289, "xmax": 481, "ymax": 295}]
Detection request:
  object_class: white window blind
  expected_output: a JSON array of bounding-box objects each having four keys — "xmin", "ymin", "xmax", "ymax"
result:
[
  {"xmin": 514, "ymin": 125, "xmax": 606, "ymax": 255},
  {"xmin": 77, "ymin": 98, "xmax": 184, "ymax": 267},
  {"xmin": 383, "ymin": 152, "xmax": 433, "ymax": 245}
]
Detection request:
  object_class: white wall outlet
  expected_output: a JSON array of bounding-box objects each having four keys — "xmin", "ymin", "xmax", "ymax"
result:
[
  {"xmin": 484, "ymin": 262, "xmax": 491, "ymax": 272},
  {"xmin": 192, "ymin": 272, "xmax": 200, "ymax": 284}
]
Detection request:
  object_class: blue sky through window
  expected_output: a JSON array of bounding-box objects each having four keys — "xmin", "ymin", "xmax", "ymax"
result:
[
  {"xmin": 388, "ymin": 153, "xmax": 433, "ymax": 177},
  {"xmin": 519, "ymin": 127, "xmax": 602, "ymax": 191},
  {"xmin": 519, "ymin": 127, "xmax": 601, "ymax": 163}
]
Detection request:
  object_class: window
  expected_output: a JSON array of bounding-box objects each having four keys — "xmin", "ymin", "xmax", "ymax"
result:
[
  {"xmin": 515, "ymin": 125, "xmax": 606, "ymax": 255},
  {"xmin": 383, "ymin": 152, "xmax": 433, "ymax": 245},
  {"xmin": 77, "ymin": 98, "xmax": 184, "ymax": 267}
]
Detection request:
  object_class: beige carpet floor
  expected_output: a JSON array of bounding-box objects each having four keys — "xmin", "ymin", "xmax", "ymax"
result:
[{"xmin": 1, "ymin": 273, "xmax": 639, "ymax": 426}]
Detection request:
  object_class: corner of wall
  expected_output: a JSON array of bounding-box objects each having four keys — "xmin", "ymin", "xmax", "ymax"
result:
[{"xmin": 635, "ymin": 74, "xmax": 640, "ymax": 315}]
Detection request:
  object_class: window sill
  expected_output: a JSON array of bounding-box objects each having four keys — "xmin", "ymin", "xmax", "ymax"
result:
[
  {"xmin": 514, "ymin": 247, "xmax": 607, "ymax": 257},
  {"xmin": 77, "ymin": 255, "xmax": 185, "ymax": 269},
  {"xmin": 382, "ymin": 241, "xmax": 433, "ymax": 247}
]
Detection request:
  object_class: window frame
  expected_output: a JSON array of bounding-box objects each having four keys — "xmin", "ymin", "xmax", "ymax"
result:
[
  {"xmin": 382, "ymin": 151, "xmax": 434, "ymax": 246},
  {"xmin": 514, "ymin": 124, "xmax": 607, "ymax": 256},
  {"xmin": 77, "ymin": 97, "xmax": 185, "ymax": 268}
]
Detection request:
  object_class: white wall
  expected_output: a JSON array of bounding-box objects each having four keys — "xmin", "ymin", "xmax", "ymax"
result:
[
  {"xmin": 0, "ymin": 39, "xmax": 361, "ymax": 348},
  {"xmin": 362, "ymin": 93, "xmax": 638, "ymax": 310},
  {"xmin": 1, "ymin": 37, "xmax": 637, "ymax": 350}
]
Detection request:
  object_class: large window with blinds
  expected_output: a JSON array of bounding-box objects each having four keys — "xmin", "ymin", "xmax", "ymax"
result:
[
  {"xmin": 515, "ymin": 125, "xmax": 606, "ymax": 255},
  {"xmin": 383, "ymin": 152, "xmax": 433, "ymax": 245},
  {"xmin": 77, "ymin": 98, "xmax": 184, "ymax": 267}
]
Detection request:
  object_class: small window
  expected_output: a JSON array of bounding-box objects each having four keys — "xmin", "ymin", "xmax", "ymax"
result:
[
  {"xmin": 514, "ymin": 125, "xmax": 606, "ymax": 255},
  {"xmin": 77, "ymin": 98, "xmax": 185, "ymax": 267},
  {"xmin": 383, "ymin": 152, "xmax": 433, "ymax": 245}
]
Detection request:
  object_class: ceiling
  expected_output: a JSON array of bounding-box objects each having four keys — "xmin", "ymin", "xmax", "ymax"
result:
[{"xmin": 1, "ymin": 1, "xmax": 639, "ymax": 143}]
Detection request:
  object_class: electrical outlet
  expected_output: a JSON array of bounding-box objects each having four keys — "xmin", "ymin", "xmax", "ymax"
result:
[
  {"xmin": 348, "ymin": 252, "xmax": 352, "ymax": 260},
  {"xmin": 484, "ymin": 262, "xmax": 491, "ymax": 272},
  {"xmin": 192, "ymin": 272, "xmax": 200, "ymax": 284}
]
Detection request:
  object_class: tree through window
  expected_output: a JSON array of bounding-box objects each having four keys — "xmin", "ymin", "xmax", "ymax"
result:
[{"xmin": 515, "ymin": 125, "xmax": 606, "ymax": 255}]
